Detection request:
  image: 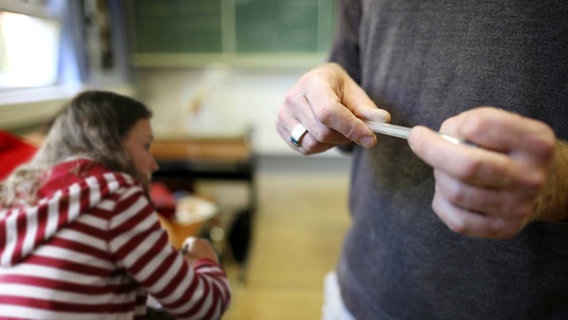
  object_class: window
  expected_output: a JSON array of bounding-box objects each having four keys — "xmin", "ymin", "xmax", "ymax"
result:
[
  {"xmin": 0, "ymin": 9, "xmax": 61, "ymax": 89},
  {"xmin": 0, "ymin": 0, "xmax": 63, "ymax": 91},
  {"xmin": 0, "ymin": 0, "xmax": 132, "ymax": 131}
]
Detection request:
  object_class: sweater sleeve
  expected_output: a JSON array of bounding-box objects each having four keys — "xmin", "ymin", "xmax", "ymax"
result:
[
  {"xmin": 107, "ymin": 185, "xmax": 230, "ymax": 320},
  {"xmin": 329, "ymin": 0, "xmax": 362, "ymax": 83}
]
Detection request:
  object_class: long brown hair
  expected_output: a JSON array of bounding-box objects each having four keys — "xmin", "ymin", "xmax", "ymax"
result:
[{"xmin": 0, "ymin": 91, "xmax": 153, "ymax": 207}]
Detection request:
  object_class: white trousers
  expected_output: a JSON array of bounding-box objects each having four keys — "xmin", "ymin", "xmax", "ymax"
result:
[{"xmin": 322, "ymin": 271, "xmax": 356, "ymax": 320}]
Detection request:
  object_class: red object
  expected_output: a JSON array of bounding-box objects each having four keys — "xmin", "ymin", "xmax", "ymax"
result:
[
  {"xmin": 149, "ymin": 181, "xmax": 176, "ymax": 220},
  {"xmin": 0, "ymin": 131, "xmax": 38, "ymax": 181}
]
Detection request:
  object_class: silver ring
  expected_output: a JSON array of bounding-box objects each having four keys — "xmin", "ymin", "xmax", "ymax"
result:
[{"xmin": 290, "ymin": 123, "xmax": 308, "ymax": 147}]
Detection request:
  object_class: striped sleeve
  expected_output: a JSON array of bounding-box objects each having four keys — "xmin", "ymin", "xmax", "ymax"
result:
[
  {"xmin": 0, "ymin": 173, "xmax": 125, "ymax": 267},
  {"xmin": 107, "ymin": 185, "xmax": 231, "ymax": 320}
]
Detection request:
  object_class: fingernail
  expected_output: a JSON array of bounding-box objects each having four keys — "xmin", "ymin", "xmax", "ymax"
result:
[
  {"xmin": 377, "ymin": 109, "xmax": 391, "ymax": 122},
  {"xmin": 360, "ymin": 135, "xmax": 376, "ymax": 148},
  {"xmin": 407, "ymin": 127, "xmax": 420, "ymax": 151}
]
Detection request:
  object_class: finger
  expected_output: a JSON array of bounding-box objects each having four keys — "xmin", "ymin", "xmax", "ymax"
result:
[
  {"xmin": 434, "ymin": 170, "xmax": 503, "ymax": 215},
  {"xmin": 275, "ymin": 121, "xmax": 340, "ymax": 154},
  {"xmin": 336, "ymin": 73, "xmax": 391, "ymax": 129},
  {"xmin": 412, "ymin": 125, "xmax": 549, "ymax": 194},
  {"xmin": 409, "ymin": 126, "xmax": 517, "ymax": 188},
  {"xmin": 301, "ymin": 98, "xmax": 358, "ymax": 146},
  {"xmin": 302, "ymin": 75, "xmax": 384, "ymax": 148},
  {"xmin": 305, "ymin": 98, "xmax": 378, "ymax": 148},
  {"xmin": 333, "ymin": 69, "xmax": 386, "ymax": 120},
  {"xmin": 355, "ymin": 106, "xmax": 392, "ymax": 123},
  {"xmin": 296, "ymin": 133, "xmax": 344, "ymax": 155},
  {"xmin": 433, "ymin": 170, "xmax": 536, "ymax": 220},
  {"xmin": 440, "ymin": 108, "xmax": 515, "ymax": 151},
  {"xmin": 302, "ymin": 63, "xmax": 380, "ymax": 118},
  {"xmin": 279, "ymin": 92, "xmax": 353, "ymax": 147},
  {"xmin": 443, "ymin": 108, "xmax": 555, "ymax": 163},
  {"xmin": 432, "ymin": 190, "xmax": 522, "ymax": 239}
]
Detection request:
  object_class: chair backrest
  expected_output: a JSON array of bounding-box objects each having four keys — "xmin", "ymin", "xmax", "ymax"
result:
[{"xmin": 0, "ymin": 131, "xmax": 38, "ymax": 180}]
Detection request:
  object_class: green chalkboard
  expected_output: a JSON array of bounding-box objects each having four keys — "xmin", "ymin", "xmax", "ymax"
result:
[
  {"xmin": 235, "ymin": 0, "xmax": 333, "ymax": 53},
  {"xmin": 129, "ymin": 0, "xmax": 335, "ymax": 57},
  {"xmin": 131, "ymin": 0, "xmax": 223, "ymax": 53}
]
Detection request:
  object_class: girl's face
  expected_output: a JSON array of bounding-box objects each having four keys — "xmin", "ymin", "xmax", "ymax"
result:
[{"xmin": 123, "ymin": 118, "xmax": 159, "ymax": 181}]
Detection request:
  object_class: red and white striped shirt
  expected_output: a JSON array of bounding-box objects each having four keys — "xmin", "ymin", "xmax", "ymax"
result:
[{"xmin": 0, "ymin": 159, "xmax": 230, "ymax": 319}]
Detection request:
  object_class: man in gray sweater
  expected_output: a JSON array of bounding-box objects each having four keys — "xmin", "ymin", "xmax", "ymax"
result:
[{"xmin": 276, "ymin": 0, "xmax": 568, "ymax": 319}]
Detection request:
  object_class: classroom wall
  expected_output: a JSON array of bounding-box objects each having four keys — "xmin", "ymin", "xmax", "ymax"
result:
[{"xmin": 134, "ymin": 65, "xmax": 345, "ymax": 157}]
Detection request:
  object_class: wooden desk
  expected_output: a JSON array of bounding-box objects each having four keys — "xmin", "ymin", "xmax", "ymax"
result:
[
  {"xmin": 151, "ymin": 136, "xmax": 251, "ymax": 162},
  {"xmin": 151, "ymin": 133, "xmax": 256, "ymax": 278},
  {"xmin": 151, "ymin": 135, "xmax": 255, "ymax": 192}
]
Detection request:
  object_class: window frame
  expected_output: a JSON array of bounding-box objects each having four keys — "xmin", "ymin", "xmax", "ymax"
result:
[{"xmin": 0, "ymin": 0, "xmax": 133, "ymax": 132}]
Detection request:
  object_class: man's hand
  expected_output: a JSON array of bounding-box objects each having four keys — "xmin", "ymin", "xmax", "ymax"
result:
[
  {"xmin": 276, "ymin": 63, "xmax": 390, "ymax": 155},
  {"xmin": 408, "ymin": 107, "xmax": 566, "ymax": 239}
]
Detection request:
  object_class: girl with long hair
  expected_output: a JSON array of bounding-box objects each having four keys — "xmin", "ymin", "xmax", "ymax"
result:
[{"xmin": 0, "ymin": 91, "xmax": 230, "ymax": 319}]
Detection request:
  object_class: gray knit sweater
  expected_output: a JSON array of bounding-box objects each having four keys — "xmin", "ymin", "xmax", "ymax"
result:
[{"xmin": 330, "ymin": 0, "xmax": 568, "ymax": 319}]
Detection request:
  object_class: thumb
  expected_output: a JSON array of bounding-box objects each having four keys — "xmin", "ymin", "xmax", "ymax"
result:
[{"xmin": 356, "ymin": 105, "xmax": 391, "ymax": 123}]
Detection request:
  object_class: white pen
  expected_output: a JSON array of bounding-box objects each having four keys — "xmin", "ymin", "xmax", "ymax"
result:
[{"xmin": 364, "ymin": 121, "xmax": 469, "ymax": 146}]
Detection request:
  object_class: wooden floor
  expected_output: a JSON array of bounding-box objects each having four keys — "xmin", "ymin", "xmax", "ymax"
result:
[{"xmin": 216, "ymin": 156, "xmax": 352, "ymax": 320}]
